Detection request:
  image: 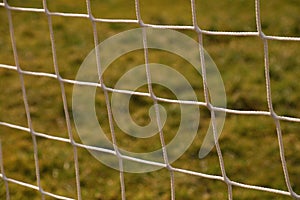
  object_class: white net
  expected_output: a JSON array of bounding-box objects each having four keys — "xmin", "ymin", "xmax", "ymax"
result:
[{"xmin": 0, "ymin": 0, "xmax": 299, "ymax": 199}]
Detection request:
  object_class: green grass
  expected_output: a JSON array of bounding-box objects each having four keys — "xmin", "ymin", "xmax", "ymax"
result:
[{"xmin": 0, "ymin": 0, "xmax": 300, "ymax": 199}]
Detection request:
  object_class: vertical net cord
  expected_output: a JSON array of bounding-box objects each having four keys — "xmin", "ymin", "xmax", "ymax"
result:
[
  {"xmin": 85, "ymin": 1, "xmax": 127, "ymax": 199},
  {"xmin": 42, "ymin": 1, "xmax": 82, "ymax": 199},
  {"xmin": 255, "ymin": 1, "xmax": 299, "ymax": 199},
  {"xmin": 3, "ymin": 1, "xmax": 45, "ymax": 199},
  {"xmin": 0, "ymin": 142, "xmax": 10, "ymax": 200},
  {"xmin": 190, "ymin": 0, "xmax": 233, "ymax": 199},
  {"xmin": 0, "ymin": 1, "xmax": 299, "ymax": 199},
  {"xmin": 135, "ymin": 1, "xmax": 176, "ymax": 199}
]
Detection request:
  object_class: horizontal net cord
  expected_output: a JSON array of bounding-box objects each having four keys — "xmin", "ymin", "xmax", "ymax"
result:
[
  {"xmin": 0, "ymin": 0, "xmax": 299, "ymax": 198},
  {"xmin": 0, "ymin": 175, "xmax": 73, "ymax": 200},
  {"xmin": 0, "ymin": 3, "xmax": 300, "ymax": 41},
  {"xmin": 2, "ymin": 63, "xmax": 300, "ymax": 123},
  {"xmin": 0, "ymin": 120, "xmax": 295, "ymax": 198}
]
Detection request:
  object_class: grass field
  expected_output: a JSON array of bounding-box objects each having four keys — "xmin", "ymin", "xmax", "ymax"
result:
[{"xmin": 0, "ymin": 0, "xmax": 300, "ymax": 199}]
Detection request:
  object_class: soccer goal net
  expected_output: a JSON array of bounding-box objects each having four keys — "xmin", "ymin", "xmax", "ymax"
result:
[{"xmin": 0, "ymin": 0, "xmax": 299, "ymax": 199}]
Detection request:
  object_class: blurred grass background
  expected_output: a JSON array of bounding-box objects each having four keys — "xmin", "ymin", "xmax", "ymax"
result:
[{"xmin": 0, "ymin": 0, "xmax": 300, "ymax": 199}]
